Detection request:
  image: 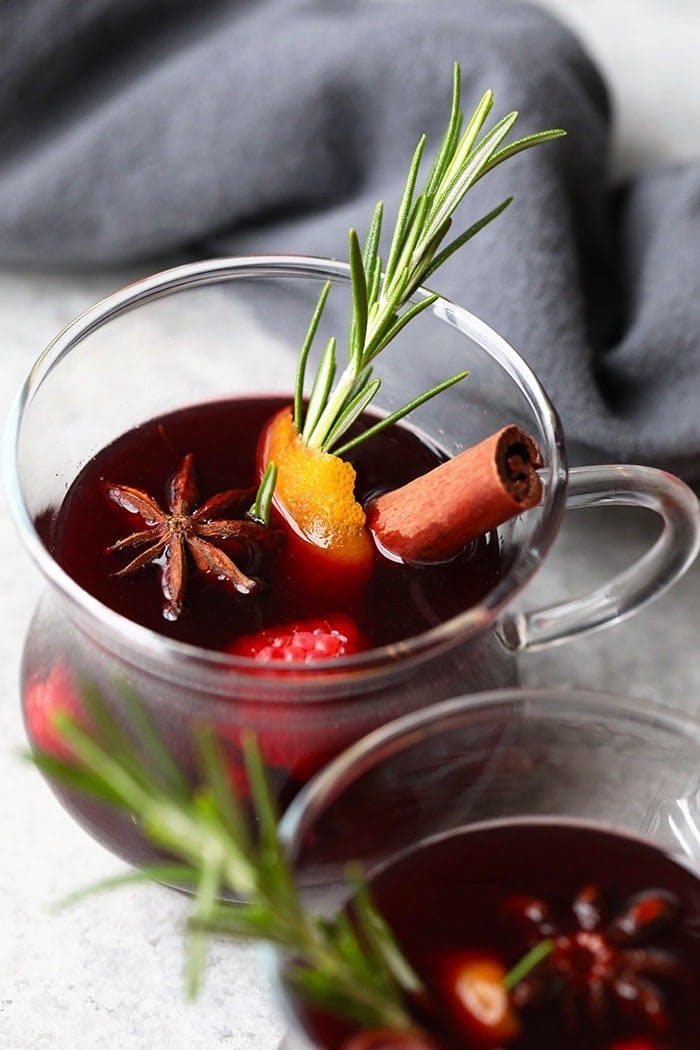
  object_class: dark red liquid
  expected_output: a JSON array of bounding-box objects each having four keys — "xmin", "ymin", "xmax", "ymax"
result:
[
  {"xmin": 41, "ymin": 396, "xmax": 503, "ymax": 653},
  {"xmin": 295, "ymin": 821, "xmax": 700, "ymax": 1049}
]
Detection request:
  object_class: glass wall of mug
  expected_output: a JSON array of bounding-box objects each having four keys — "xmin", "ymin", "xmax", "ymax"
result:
[{"xmin": 273, "ymin": 689, "xmax": 700, "ymax": 1048}]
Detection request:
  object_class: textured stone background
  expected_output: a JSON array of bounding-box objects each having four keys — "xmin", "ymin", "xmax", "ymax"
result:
[{"xmin": 2, "ymin": 3, "xmax": 699, "ymax": 1048}]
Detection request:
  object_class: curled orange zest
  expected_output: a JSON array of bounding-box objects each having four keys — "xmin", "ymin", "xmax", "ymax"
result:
[{"xmin": 258, "ymin": 407, "xmax": 374, "ymax": 596}]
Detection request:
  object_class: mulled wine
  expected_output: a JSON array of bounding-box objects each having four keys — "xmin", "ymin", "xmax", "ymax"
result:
[
  {"xmin": 22, "ymin": 393, "xmax": 513, "ymax": 833},
  {"xmin": 292, "ymin": 820, "xmax": 700, "ymax": 1050},
  {"xmin": 40, "ymin": 396, "xmax": 504, "ymax": 653}
]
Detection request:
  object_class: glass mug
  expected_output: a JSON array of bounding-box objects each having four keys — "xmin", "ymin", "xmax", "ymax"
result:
[
  {"xmin": 273, "ymin": 688, "xmax": 700, "ymax": 1049},
  {"xmin": 5, "ymin": 256, "xmax": 700, "ymax": 865}
]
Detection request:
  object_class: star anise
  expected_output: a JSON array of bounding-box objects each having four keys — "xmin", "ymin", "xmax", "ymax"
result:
[
  {"xmin": 103, "ymin": 453, "xmax": 275, "ymax": 621},
  {"xmin": 505, "ymin": 885, "xmax": 683, "ymax": 1035}
]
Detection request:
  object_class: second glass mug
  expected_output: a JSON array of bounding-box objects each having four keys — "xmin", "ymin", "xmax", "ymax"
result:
[
  {"xmin": 6, "ymin": 256, "xmax": 700, "ymax": 865},
  {"xmin": 273, "ymin": 688, "xmax": 700, "ymax": 1049}
]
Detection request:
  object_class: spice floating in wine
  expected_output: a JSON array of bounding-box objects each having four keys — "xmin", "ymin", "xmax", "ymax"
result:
[
  {"xmin": 368, "ymin": 425, "xmax": 543, "ymax": 563},
  {"xmin": 295, "ymin": 821, "xmax": 700, "ymax": 1050},
  {"xmin": 102, "ymin": 452, "xmax": 270, "ymax": 621}
]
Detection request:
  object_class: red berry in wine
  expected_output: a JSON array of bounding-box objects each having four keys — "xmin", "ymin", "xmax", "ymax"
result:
[
  {"xmin": 24, "ymin": 663, "xmax": 85, "ymax": 761},
  {"xmin": 227, "ymin": 614, "xmax": 367, "ymax": 662}
]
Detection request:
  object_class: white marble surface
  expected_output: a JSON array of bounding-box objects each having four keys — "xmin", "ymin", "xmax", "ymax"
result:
[{"xmin": 2, "ymin": 3, "xmax": 700, "ymax": 1049}]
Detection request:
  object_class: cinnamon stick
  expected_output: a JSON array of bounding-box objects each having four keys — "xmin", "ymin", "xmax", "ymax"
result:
[{"xmin": 366, "ymin": 425, "xmax": 543, "ymax": 563}]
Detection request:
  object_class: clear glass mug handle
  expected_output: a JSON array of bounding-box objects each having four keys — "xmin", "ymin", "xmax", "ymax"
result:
[{"xmin": 503, "ymin": 464, "xmax": 700, "ymax": 652}]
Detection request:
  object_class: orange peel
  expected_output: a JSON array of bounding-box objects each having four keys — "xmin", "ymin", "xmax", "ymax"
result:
[{"xmin": 258, "ymin": 407, "xmax": 374, "ymax": 591}]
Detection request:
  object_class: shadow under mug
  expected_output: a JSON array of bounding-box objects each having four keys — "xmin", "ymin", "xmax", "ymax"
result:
[
  {"xmin": 273, "ymin": 687, "xmax": 700, "ymax": 1048},
  {"xmin": 5, "ymin": 256, "xmax": 700, "ymax": 864}
]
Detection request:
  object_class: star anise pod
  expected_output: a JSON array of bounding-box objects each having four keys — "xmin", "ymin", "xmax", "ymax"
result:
[
  {"xmin": 506, "ymin": 885, "xmax": 683, "ymax": 1035},
  {"xmin": 103, "ymin": 453, "xmax": 275, "ymax": 621}
]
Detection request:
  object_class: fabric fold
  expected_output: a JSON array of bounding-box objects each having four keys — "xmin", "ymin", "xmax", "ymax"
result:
[{"xmin": 1, "ymin": 0, "xmax": 698, "ymax": 477}]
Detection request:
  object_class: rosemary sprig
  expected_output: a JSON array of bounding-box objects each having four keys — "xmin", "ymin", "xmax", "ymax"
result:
[
  {"xmin": 292, "ymin": 62, "xmax": 565, "ymax": 457},
  {"xmin": 32, "ymin": 690, "xmax": 419, "ymax": 1030}
]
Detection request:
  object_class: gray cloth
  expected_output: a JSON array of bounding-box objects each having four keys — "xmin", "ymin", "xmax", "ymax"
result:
[{"xmin": 2, "ymin": 0, "xmax": 699, "ymax": 478}]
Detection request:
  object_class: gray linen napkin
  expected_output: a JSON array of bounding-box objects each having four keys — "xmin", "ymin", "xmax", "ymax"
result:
[{"xmin": 2, "ymin": 0, "xmax": 699, "ymax": 477}]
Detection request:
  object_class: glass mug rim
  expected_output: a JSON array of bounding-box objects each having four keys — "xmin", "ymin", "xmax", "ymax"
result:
[
  {"xmin": 279, "ymin": 684, "xmax": 700, "ymax": 855},
  {"xmin": 4, "ymin": 254, "xmax": 567, "ymax": 687}
]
